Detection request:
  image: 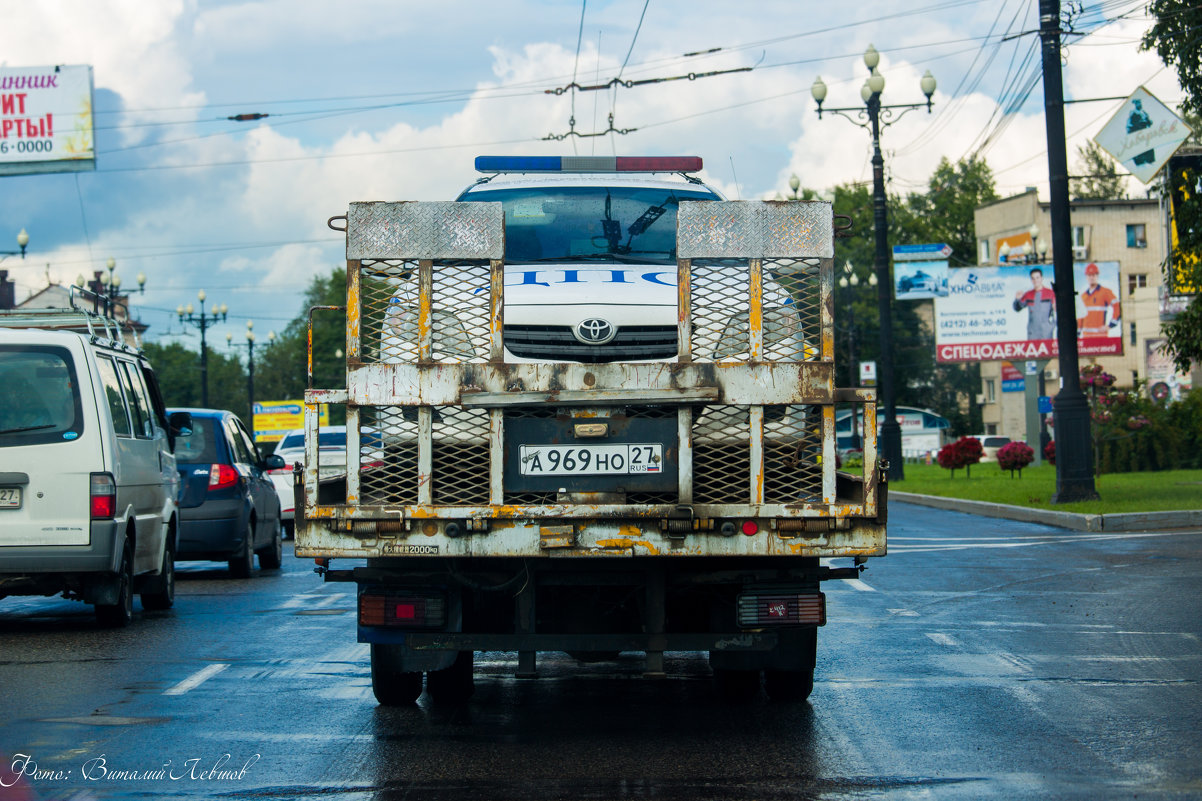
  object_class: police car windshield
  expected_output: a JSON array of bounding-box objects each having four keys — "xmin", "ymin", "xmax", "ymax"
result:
[{"xmin": 462, "ymin": 185, "xmax": 718, "ymax": 264}]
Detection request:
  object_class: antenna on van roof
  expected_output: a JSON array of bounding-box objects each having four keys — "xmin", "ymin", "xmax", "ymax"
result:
[{"xmin": 728, "ymin": 156, "xmax": 742, "ymax": 200}]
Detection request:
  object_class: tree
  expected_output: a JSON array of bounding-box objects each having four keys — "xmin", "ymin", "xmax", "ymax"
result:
[
  {"xmin": 142, "ymin": 341, "xmax": 247, "ymax": 414},
  {"xmin": 1140, "ymin": 1, "xmax": 1202, "ymax": 120},
  {"xmin": 1070, "ymin": 141, "xmax": 1126, "ymax": 200},
  {"xmin": 254, "ymin": 267, "xmax": 348, "ymax": 423}
]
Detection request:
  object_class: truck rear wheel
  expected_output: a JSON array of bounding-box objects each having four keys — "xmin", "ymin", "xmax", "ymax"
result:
[
  {"xmin": 764, "ymin": 628, "xmax": 817, "ymax": 702},
  {"xmin": 713, "ymin": 668, "xmax": 761, "ymax": 701},
  {"xmin": 426, "ymin": 651, "xmax": 475, "ymax": 704},
  {"xmin": 370, "ymin": 643, "xmax": 424, "ymax": 706}
]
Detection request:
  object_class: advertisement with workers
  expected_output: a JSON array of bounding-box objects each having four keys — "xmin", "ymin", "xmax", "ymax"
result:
[
  {"xmin": 0, "ymin": 65, "xmax": 94, "ymax": 175},
  {"xmin": 934, "ymin": 262, "xmax": 1123, "ymax": 363}
]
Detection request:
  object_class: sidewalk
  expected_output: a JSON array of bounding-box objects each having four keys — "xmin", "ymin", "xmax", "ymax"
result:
[{"xmin": 891, "ymin": 490, "xmax": 1202, "ymax": 532}]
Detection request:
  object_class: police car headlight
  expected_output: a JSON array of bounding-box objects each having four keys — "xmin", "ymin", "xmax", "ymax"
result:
[
  {"xmin": 383, "ymin": 303, "xmax": 478, "ymax": 361},
  {"xmin": 713, "ymin": 306, "xmax": 815, "ymax": 361}
]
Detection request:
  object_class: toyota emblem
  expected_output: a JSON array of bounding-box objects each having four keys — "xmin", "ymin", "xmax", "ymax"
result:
[{"xmin": 573, "ymin": 318, "xmax": 617, "ymax": 345}]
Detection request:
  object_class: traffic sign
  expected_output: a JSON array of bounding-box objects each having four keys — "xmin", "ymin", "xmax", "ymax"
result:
[
  {"xmin": 859, "ymin": 360, "xmax": 877, "ymax": 386},
  {"xmin": 892, "ymin": 243, "xmax": 953, "ymax": 261},
  {"xmin": 1038, "ymin": 396, "xmax": 1053, "ymax": 414}
]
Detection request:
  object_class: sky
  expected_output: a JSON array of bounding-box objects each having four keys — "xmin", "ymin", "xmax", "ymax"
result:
[{"xmin": 0, "ymin": 0, "xmax": 1184, "ymax": 353}]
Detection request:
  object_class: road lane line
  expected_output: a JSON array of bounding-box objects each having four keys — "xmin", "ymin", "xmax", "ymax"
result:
[
  {"xmin": 888, "ymin": 608, "xmax": 919, "ymax": 616},
  {"xmin": 844, "ymin": 578, "xmax": 876, "ymax": 592},
  {"xmin": 164, "ymin": 663, "xmax": 228, "ymax": 695},
  {"xmin": 926, "ymin": 633, "xmax": 960, "ymax": 647}
]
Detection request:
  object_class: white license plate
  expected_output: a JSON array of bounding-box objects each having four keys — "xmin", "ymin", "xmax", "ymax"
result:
[
  {"xmin": 0, "ymin": 487, "xmax": 21, "ymax": 508},
  {"xmin": 519, "ymin": 444, "xmax": 663, "ymax": 476}
]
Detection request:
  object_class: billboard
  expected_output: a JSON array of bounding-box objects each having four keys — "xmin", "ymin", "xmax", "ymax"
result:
[
  {"xmin": 253, "ymin": 400, "xmax": 329, "ymax": 443},
  {"xmin": 1167, "ymin": 152, "xmax": 1201, "ymax": 295},
  {"xmin": 1145, "ymin": 339, "xmax": 1193, "ymax": 401},
  {"xmin": 894, "ymin": 260, "xmax": 949, "ymax": 299},
  {"xmin": 0, "ymin": 65, "xmax": 95, "ymax": 176},
  {"xmin": 935, "ymin": 262, "xmax": 1123, "ymax": 363}
]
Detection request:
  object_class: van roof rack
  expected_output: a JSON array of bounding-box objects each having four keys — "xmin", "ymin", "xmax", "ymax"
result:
[{"xmin": 0, "ymin": 285, "xmax": 141, "ymax": 351}]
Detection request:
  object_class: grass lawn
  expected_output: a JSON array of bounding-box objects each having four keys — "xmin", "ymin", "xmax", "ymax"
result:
[{"xmin": 890, "ymin": 462, "xmax": 1202, "ymax": 515}]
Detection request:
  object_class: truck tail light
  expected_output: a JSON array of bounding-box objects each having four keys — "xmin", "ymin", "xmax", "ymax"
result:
[
  {"xmin": 741, "ymin": 520, "xmax": 759, "ymax": 536},
  {"xmin": 90, "ymin": 472, "xmax": 116, "ymax": 520},
  {"xmin": 359, "ymin": 589, "xmax": 446, "ymax": 628},
  {"xmin": 737, "ymin": 591, "xmax": 825, "ymax": 627},
  {"xmin": 208, "ymin": 463, "xmax": 240, "ymax": 490}
]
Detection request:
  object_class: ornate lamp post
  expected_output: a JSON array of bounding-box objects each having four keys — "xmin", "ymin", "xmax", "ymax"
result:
[
  {"xmin": 812, "ymin": 45, "xmax": 936, "ymax": 481},
  {"xmin": 178, "ymin": 290, "xmax": 227, "ymax": 407},
  {"xmin": 1, "ymin": 229, "xmax": 29, "ymax": 260},
  {"xmin": 228, "ymin": 321, "xmax": 274, "ymax": 428}
]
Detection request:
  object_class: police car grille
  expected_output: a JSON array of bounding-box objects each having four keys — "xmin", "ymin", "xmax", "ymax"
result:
[{"xmin": 504, "ymin": 325, "xmax": 678, "ymax": 362}]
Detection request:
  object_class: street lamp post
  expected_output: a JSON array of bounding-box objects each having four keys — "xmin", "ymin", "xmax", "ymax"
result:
[
  {"xmin": 0, "ymin": 229, "xmax": 29, "ymax": 261},
  {"xmin": 227, "ymin": 322, "xmax": 274, "ymax": 427},
  {"xmin": 812, "ymin": 46, "xmax": 936, "ymax": 481},
  {"xmin": 178, "ymin": 290, "xmax": 228, "ymax": 407},
  {"xmin": 1038, "ymin": 0, "xmax": 1098, "ymax": 502}
]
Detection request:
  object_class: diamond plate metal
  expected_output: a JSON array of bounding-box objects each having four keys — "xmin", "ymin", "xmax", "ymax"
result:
[
  {"xmin": 346, "ymin": 202, "xmax": 504, "ymax": 260},
  {"xmin": 677, "ymin": 201, "xmax": 833, "ymax": 259}
]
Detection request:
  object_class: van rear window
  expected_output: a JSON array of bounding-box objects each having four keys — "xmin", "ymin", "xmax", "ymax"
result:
[{"xmin": 0, "ymin": 345, "xmax": 84, "ymax": 447}]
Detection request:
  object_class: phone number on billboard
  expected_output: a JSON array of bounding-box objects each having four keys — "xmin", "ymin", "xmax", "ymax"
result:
[
  {"xmin": 0, "ymin": 141, "xmax": 54, "ymax": 154},
  {"xmin": 939, "ymin": 317, "xmax": 1008, "ymax": 330}
]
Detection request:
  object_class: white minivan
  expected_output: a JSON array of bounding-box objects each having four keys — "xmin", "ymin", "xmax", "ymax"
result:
[{"xmin": 0, "ymin": 311, "xmax": 190, "ymax": 626}]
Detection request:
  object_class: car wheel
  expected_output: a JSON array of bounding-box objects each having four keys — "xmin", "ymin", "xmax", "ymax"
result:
[
  {"xmin": 426, "ymin": 651, "xmax": 475, "ymax": 704},
  {"xmin": 228, "ymin": 517, "xmax": 256, "ymax": 579},
  {"xmin": 141, "ymin": 538, "xmax": 176, "ymax": 610},
  {"xmin": 96, "ymin": 542, "xmax": 134, "ymax": 628},
  {"xmin": 257, "ymin": 518, "xmax": 283, "ymax": 570},
  {"xmin": 370, "ymin": 644, "xmax": 424, "ymax": 706}
]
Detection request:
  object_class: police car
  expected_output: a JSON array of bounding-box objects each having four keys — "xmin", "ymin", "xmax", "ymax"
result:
[{"xmin": 381, "ymin": 156, "xmax": 811, "ymax": 364}]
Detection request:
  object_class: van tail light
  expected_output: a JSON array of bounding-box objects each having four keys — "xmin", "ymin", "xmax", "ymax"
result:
[
  {"xmin": 90, "ymin": 472, "xmax": 116, "ymax": 520},
  {"xmin": 208, "ymin": 463, "xmax": 240, "ymax": 490}
]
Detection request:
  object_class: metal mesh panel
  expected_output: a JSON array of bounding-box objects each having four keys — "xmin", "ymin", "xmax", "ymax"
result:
[
  {"xmin": 763, "ymin": 405, "xmax": 824, "ymax": 504},
  {"xmin": 692, "ymin": 405, "xmax": 750, "ymax": 504},
  {"xmin": 360, "ymin": 260, "xmax": 418, "ymax": 363},
  {"xmin": 358, "ymin": 260, "xmax": 491, "ymax": 364},
  {"xmin": 690, "ymin": 259, "xmax": 750, "ymax": 362},
  {"xmin": 359, "ymin": 406, "xmax": 419, "ymax": 505},
  {"xmin": 432, "ymin": 261, "xmax": 492, "ymax": 364},
  {"xmin": 431, "ymin": 407, "xmax": 490, "ymax": 505},
  {"xmin": 765, "ymin": 258, "xmax": 823, "ymax": 362}
]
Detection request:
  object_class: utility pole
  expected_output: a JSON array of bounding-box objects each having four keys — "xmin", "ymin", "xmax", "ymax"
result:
[{"xmin": 1038, "ymin": 0, "xmax": 1099, "ymax": 502}]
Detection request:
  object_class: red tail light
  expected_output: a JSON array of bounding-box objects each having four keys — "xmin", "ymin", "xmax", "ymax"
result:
[
  {"xmin": 208, "ymin": 463, "xmax": 240, "ymax": 490},
  {"xmin": 90, "ymin": 472, "xmax": 116, "ymax": 520},
  {"xmin": 359, "ymin": 589, "xmax": 447, "ymax": 628}
]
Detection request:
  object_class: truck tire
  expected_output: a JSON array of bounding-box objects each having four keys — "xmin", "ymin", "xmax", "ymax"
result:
[
  {"xmin": 426, "ymin": 651, "xmax": 475, "ymax": 704},
  {"xmin": 713, "ymin": 668, "xmax": 761, "ymax": 701},
  {"xmin": 764, "ymin": 628, "xmax": 817, "ymax": 702},
  {"xmin": 370, "ymin": 643, "xmax": 424, "ymax": 706},
  {"xmin": 95, "ymin": 542, "xmax": 134, "ymax": 628}
]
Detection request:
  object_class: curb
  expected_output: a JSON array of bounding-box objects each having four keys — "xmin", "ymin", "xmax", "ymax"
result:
[{"xmin": 890, "ymin": 491, "xmax": 1202, "ymax": 532}]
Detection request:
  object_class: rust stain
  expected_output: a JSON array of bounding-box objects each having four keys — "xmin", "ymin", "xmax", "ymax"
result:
[{"xmin": 595, "ymin": 538, "xmax": 661, "ymax": 555}]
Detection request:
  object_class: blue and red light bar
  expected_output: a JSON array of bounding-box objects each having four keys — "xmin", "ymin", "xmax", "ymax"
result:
[{"xmin": 475, "ymin": 156, "xmax": 702, "ymax": 173}]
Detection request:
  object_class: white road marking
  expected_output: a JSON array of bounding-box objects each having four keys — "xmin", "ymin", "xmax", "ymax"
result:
[
  {"xmin": 311, "ymin": 592, "xmax": 348, "ymax": 609},
  {"xmin": 164, "ymin": 663, "xmax": 228, "ymax": 696},
  {"xmin": 844, "ymin": 578, "xmax": 876, "ymax": 592},
  {"xmin": 888, "ymin": 530, "xmax": 1200, "ymax": 554},
  {"xmin": 888, "ymin": 608, "xmax": 919, "ymax": 617},
  {"xmin": 926, "ymin": 633, "xmax": 960, "ymax": 647}
]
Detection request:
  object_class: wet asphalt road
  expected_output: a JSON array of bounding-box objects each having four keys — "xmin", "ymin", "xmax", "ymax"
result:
[{"xmin": 2, "ymin": 503, "xmax": 1200, "ymax": 801}]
